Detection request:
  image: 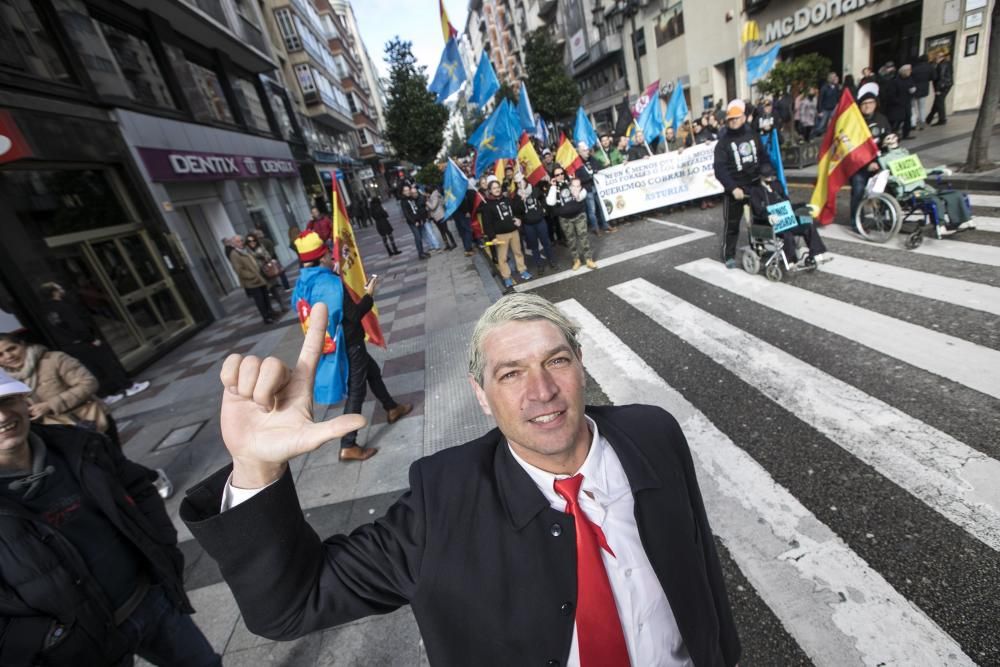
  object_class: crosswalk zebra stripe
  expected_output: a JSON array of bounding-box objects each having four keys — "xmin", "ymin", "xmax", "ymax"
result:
[
  {"xmin": 971, "ymin": 216, "xmax": 1000, "ymax": 233},
  {"xmin": 609, "ymin": 278, "xmax": 1000, "ymax": 552},
  {"xmin": 817, "ymin": 254, "xmax": 1000, "ymax": 317},
  {"xmin": 558, "ymin": 298, "xmax": 976, "ymax": 666},
  {"xmin": 514, "ymin": 228, "xmax": 712, "ymax": 291},
  {"xmin": 676, "ymin": 258, "xmax": 1000, "ymax": 400},
  {"xmin": 820, "ymin": 224, "xmax": 1000, "ymax": 267},
  {"xmin": 969, "ymin": 194, "xmax": 1000, "ymax": 208}
]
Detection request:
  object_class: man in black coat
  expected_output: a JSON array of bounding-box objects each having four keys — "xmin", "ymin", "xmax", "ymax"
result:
[
  {"xmin": 910, "ymin": 55, "xmax": 935, "ymax": 130},
  {"xmin": 926, "ymin": 52, "xmax": 953, "ymax": 126},
  {"xmin": 713, "ymin": 99, "xmax": 771, "ymax": 268},
  {"xmin": 180, "ymin": 293, "xmax": 741, "ymax": 666},
  {"xmin": 0, "ymin": 370, "xmax": 218, "ymax": 667}
]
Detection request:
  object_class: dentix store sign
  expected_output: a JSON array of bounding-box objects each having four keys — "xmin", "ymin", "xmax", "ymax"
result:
[{"xmin": 764, "ymin": 0, "xmax": 882, "ymax": 43}]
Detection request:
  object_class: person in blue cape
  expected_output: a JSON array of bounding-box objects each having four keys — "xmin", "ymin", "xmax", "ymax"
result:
[{"xmin": 291, "ymin": 231, "xmax": 348, "ymax": 408}]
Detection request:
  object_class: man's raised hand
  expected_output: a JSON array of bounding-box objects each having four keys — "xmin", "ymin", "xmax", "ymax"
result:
[{"xmin": 219, "ymin": 303, "xmax": 366, "ymax": 488}]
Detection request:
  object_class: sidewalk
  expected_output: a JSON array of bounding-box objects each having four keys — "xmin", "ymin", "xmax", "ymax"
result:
[
  {"xmin": 785, "ymin": 110, "xmax": 1000, "ymax": 191},
  {"xmin": 116, "ymin": 204, "xmax": 501, "ymax": 665}
]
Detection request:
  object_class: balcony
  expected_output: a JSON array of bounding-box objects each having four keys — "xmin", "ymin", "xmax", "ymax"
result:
[
  {"xmin": 237, "ymin": 15, "xmax": 268, "ymax": 54},
  {"xmin": 571, "ymin": 32, "xmax": 623, "ymax": 77},
  {"xmin": 581, "ymin": 75, "xmax": 627, "ymax": 108},
  {"xmin": 301, "ymin": 85, "xmax": 354, "ymax": 131},
  {"xmin": 125, "ymin": 0, "xmax": 274, "ymax": 72}
]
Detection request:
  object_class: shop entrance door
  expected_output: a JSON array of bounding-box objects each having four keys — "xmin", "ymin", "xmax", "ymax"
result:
[
  {"xmin": 47, "ymin": 227, "xmax": 195, "ymax": 367},
  {"xmin": 178, "ymin": 204, "xmax": 236, "ymax": 299}
]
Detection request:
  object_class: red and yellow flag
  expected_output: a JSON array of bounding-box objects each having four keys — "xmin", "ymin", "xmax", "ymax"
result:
[
  {"xmin": 810, "ymin": 89, "xmax": 880, "ymax": 225},
  {"xmin": 555, "ymin": 132, "xmax": 584, "ymax": 176},
  {"xmin": 517, "ymin": 133, "xmax": 547, "ymax": 185},
  {"xmin": 440, "ymin": 0, "xmax": 457, "ymax": 41},
  {"xmin": 332, "ymin": 180, "xmax": 385, "ymax": 347}
]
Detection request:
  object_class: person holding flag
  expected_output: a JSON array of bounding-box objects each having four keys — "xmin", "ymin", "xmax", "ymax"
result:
[
  {"xmin": 713, "ymin": 99, "xmax": 771, "ymax": 268},
  {"xmin": 808, "ymin": 86, "xmax": 880, "ymax": 228},
  {"xmin": 443, "ymin": 158, "xmax": 476, "ymax": 254},
  {"xmin": 849, "ymin": 83, "xmax": 893, "ymax": 224},
  {"xmin": 546, "ymin": 166, "xmax": 596, "ymax": 271}
]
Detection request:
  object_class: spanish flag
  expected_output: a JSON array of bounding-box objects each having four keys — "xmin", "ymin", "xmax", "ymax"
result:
[
  {"xmin": 555, "ymin": 132, "xmax": 584, "ymax": 176},
  {"xmin": 439, "ymin": 0, "xmax": 457, "ymax": 42},
  {"xmin": 517, "ymin": 133, "xmax": 547, "ymax": 185},
  {"xmin": 332, "ymin": 180, "xmax": 385, "ymax": 347},
  {"xmin": 809, "ymin": 89, "xmax": 880, "ymax": 225}
]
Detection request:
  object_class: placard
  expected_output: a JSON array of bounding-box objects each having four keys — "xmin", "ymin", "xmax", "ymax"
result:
[
  {"xmin": 767, "ymin": 200, "xmax": 799, "ymax": 233},
  {"xmin": 964, "ymin": 11, "xmax": 983, "ymax": 28},
  {"xmin": 592, "ymin": 142, "xmax": 724, "ymax": 220},
  {"xmin": 887, "ymin": 154, "xmax": 927, "ymax": 185}
]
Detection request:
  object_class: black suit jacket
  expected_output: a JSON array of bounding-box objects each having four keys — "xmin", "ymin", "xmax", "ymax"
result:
[{"xmin": 180, "ymin": 405, "xmax": 740, "ymax": 666}]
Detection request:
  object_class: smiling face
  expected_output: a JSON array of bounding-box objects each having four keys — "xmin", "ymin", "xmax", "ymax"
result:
[
  {"xmin": 0, "ymin": 340, "xmax": 26, "ymax": 372},
  {"xmin": 0, "ymin": 394, "xmax": 31, "ymax": 467},
  {"xmin": 470, "ymin": 319, "xmax": 590, "ymax": 473},
  {"xmin": 489, "ymin": 181, "xmax": 502, "ymax": 197}
]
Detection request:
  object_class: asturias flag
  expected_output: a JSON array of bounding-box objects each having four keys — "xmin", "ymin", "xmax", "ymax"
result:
[
  {"xmin": 635, "ymin": 88, "xmax": 665, "ymax": 144},
  {"xmin": 747, "ymin": 43, "xmax": 781, "ymax": 85},
  {"xmin": 573, "ymin": 106, "xmax": 599, "ymax": 149},
  {"xmin": 469, "ymin": 52, "xmax": 500, "ymax": 107},
  {"xmin": 332, "ymin": 180, "xmax": 385, "ymax": 347},
  {"xmin": 555, "ymin": 132, "xmax": 584, "ymax": 176},
  {"xmin": 762, "ymin": 128, "xmax": 787, "ymax": 192},
  {"xmin": 517, "ymin": 133, "xmax": 547, "ymax": 185},
  {"xmin": 443, "ymin": 159, "xmax": 468, "ymax": 221},
  {"xmin": 809, "ymin": 89, "xmax": 879, "ymax": 225},
  {"xmin": 428, "ymin": 37, "xmax": 465, "ymax": 103},
  {"xmin": 469, "ymin": 98, "xmax": 518, "ymax": 177},
  {"xmin": 664, "ymin": 81, "xmax": 688, "ymax": 130},
  {"xmin": 518, "ymin": 82, "xmax": 535, "ymax": 133}
]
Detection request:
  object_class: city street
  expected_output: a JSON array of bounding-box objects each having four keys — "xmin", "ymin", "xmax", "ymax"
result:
[{"xmin": 117, "ymin": 186, "xmax": 1000, "ymax": 666}]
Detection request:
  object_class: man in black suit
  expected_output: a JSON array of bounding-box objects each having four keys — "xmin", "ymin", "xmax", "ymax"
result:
[{"xmin": 180, "ymin": 294, "xmax": 740, "ymax": 666}]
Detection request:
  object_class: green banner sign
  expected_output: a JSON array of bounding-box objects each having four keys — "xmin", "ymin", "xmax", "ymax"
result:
[{"xmin": 887, "ymin": 154, "xmax": 927, "ymax": 185}]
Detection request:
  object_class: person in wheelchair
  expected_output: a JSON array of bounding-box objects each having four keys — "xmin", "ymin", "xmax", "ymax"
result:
[
  {"xmin": 850, "ymin": 83, "xmax": 895, "ymax": 223},
  {"xmin": 749, "ymin": 164, "xmax": 831, "ymax": 267}
]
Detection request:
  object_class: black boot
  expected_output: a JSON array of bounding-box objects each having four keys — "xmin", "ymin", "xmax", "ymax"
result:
[
  {"xmin": 389, "ymin": 234, "xmax": 401, "ymax": 255},
  {"xmin": 382, "ymin": 236, "xmax": 394, "ymax": 257}
]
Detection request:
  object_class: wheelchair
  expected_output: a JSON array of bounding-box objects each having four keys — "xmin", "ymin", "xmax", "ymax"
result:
[
  {"xmin": 854, "ymin": 147, "xmax": 975, "ymax": 249},
  {"xmin": 740, "ymin": 202, "xmax": 818, "ymax": 282}
]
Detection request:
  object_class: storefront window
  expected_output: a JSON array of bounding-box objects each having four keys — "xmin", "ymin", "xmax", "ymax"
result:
[
  {"xmin": 233, "ymin": 76, "xmax": 270, "ymax": 132},
  {"xmin": 270, "ymin": 91, "xmax": 295, "ymax": 140},
  {"xmin": 0, "ymin": 169, "xmax": 133, "ymax": 238},
  {"xmin": 52, "ymin": 0, "xmax": 174, "ymax": 108},
  {"xmin": 0, "ymin": 0, "xmax": 74, "ymax": 83}
]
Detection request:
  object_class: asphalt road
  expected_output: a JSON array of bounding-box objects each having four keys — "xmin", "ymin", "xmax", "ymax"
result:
[{"xmin": 521, "ymin": 193, "xmax": 1000, "ymax": 666}]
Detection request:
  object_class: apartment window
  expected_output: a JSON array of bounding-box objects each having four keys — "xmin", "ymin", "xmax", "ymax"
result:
[
  {"xmin": 357, "ymin": 127, "xmax": 368, "ymax": 145},
  {"xmin": 633, "ymin": 26, "xmax": 646, "ymax": 58},
  {"xmin": 185, "ymin": 57, "xmax": 235, "ymax": 123},
  {"xmin": 233, "ymin": 76, "xmax": 269, "ymax": 132},
  {"xmin": 270, "ymin": 91, "xmax": 295, "ymax": 140},
  {"xmin": 274, "ymin": 8, "xmax": 300, "ymax": 51},
  {"xmin": 0, "ymin": 0, "xmax": 74, "ymax": 83},
  {"xmin": 294, "ymin": 63, "xmax": 315, "ymax": 93},
  {"xmin": 54, "ymin": 0, "xmax": 174, "ymax": 107},
  {"xmin": 347, "ymin": 92, "xmax": 357, "ymax": 113}
]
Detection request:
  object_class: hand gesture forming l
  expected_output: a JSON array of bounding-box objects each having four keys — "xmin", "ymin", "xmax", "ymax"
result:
[{"xmin": 219, "ymin": 303, "xmax": 366, "ymax": 488}]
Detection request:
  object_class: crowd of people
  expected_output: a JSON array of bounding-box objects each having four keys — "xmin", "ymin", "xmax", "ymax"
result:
[{"xmin": 759, "ymin": 52, "xmax": 952, "ymax": 144}]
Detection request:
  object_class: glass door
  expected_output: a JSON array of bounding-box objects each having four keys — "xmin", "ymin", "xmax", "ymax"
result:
[{"xmin": 86, "ymin": 231, "xmax": 194, "ymax": 351}]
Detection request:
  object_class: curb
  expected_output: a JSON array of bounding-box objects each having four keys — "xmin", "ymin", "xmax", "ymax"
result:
[{"xmin": 786, "ymin": 173, "xmax": 1000, "ymax": 193}]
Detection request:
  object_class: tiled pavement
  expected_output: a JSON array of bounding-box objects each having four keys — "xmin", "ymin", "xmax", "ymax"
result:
[{"xmin": 115, "ymin": 203, "xmax": 684, "ymax": 665}]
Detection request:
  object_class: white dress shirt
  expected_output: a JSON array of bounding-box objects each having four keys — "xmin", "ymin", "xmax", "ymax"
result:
[{"xmin": 509, "ymin": 417, "xmax": 693, "ymax": 667}]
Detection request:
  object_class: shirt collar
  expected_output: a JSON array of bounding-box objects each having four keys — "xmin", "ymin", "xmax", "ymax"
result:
[{"xmin": 507, "ymin": 416, "xmax": 611, "ymax": 508}]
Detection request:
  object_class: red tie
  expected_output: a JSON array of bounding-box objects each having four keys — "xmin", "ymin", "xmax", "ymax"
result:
[{"xmin": 554, "ymin": 474, "xmax": 631, "ymax": 667}]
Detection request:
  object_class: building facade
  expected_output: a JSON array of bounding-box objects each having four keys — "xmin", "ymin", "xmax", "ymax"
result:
[
  {"xmin": 615, "ymin": 0, "xmax": 990, "ymax": 117},
  {"xmin": 0, "ymin": 0, "xmax": 319, "ymax": 372}
]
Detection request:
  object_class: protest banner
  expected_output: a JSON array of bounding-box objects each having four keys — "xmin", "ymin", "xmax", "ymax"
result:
[{"xmin": 592, "ymin": 142, "xmax": 723, "ymax": 220}]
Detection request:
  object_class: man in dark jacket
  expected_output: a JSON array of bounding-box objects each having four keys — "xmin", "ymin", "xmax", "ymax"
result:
[
  {"xmin": 546, "ymin": 169, "xmax": 597, "ymax": 270},
  {"xmin": 925, "ymin": 52, "xmax": 952, "ymax": 126},
  {"xmin": 0, "ymin": 370, "xmax": 218, "ymax": 667},
  {"xmin": 575, "ymin": 142, "xmax": 612, "ymax": 234},
  {"xmin": 399, "ymin": 185, "xmax": 429, "ymax": 259},
  {"xmin": 514, "ymin": 175, "xmax": 556, "ymax": 275},
  {"xmin": 893, "ymin": 65, "xmax": 915, "ymax": 139},
  {"xmin": 816, "ymin": 72, "xmax": 841, "ymax": 134},
  {"xmin": 911, "ymin": 55, "xmax": 935, "ymax": 130},
  {"xmin": 180, "ymin": 293, "xmax": 741, "ymax": 667},
  {"xmin": 333, "ymin": 267, "xmax": 412, "ymax": 460},
  {"xmin": 713, "ymin": 99, "xmax": 771, "ymax": 267}
]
